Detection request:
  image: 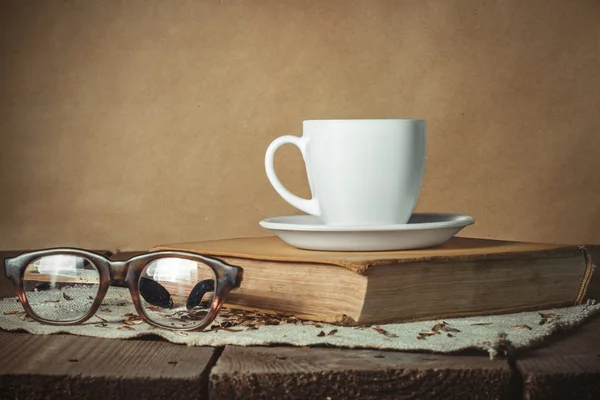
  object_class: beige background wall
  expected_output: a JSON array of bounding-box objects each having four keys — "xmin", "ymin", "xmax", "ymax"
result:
[{"xmin": 0, "ymin": 0, "xmax": 599, "ymax": 251}]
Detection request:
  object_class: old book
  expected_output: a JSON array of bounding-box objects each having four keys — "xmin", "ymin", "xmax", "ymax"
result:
[{"xmin": 150, "ymin": 236, "xmax": 596, "ymax": 325}]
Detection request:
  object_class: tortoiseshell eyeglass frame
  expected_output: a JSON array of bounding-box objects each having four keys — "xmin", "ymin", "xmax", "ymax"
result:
[{"xmin": 3, "ymin": 248, "xmax": 243, "ymax": 331}]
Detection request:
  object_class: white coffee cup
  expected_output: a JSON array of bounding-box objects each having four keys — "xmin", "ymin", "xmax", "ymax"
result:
[{"xmin": 265, "ymin": 119, "xmax": 426, "ymax": 226}]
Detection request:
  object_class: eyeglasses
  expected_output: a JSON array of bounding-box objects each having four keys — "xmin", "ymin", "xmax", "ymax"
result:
[{"xmin": 3, "ymin": 248, "xmax": 243, "ymax": 331}]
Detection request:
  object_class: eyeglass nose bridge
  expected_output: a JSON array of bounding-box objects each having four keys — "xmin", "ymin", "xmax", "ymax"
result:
[{"xmin": 109, "ymin": 261, "xmax": 129, "ymax": 281}]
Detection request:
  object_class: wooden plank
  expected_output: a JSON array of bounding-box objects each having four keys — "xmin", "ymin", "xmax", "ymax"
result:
[
  {"xmin": 210, "ymin": 346, "xmax": 515, "ymax": 400},
  {"xmin": 0, "ymin": 330, "xmax": 216, "ymax": 400},
  {"xmin": 516, "ymin": 315, "xmax": 600, "ymax": 400}
]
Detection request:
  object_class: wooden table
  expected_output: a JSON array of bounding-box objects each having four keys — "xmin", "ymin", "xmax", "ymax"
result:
[{"xmin": 1, "ymin": 250, "xmax": 599, "ymax": 400}]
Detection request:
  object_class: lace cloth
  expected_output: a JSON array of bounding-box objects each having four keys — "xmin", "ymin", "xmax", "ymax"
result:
[{"xmin": 1, "ymin": 287, "xmax": 598, "ymax": 359}]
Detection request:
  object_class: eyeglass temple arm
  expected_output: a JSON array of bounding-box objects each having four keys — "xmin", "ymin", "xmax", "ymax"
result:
[
  {"xmin": 138, "ymin": 278, "xmax": 216, "ymax": 310},
  {"xmin": 186, "ymin": 279, "xmax": 215, "ymax": 309},
  {"xmin": 138, "ymin": 277, "xmax": 176, "ymax": 308}
]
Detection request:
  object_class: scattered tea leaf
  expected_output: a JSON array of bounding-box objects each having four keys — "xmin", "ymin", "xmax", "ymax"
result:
[
  {"xmin": 123, "ymin": 319, "xmax": 142, "ymax": 326},
  {"xmin": 373, "ymin": 326, "xmax": 397, "ymax": 338},
  {"xmin": 99, "ymin": 307, "xmax": 111, "ymax": 313},
  {"xmin": 327, "ymin": 329, "xmax": 338, "ymax": 336},
  {"xmin": 283, "ymin": 317, "xmax": 300, "ymax": 324},
  {"xmin": 471, "ymin": 322, "xmax": 492, "ymax": 326},
  {"xmin": 42, "ymin": 299, "xmax": 60, "ymax": 304},
  {"xmin": 3, "ymin": 310, "xmax": 22, "ymax": 315},
  {"xmin": 63, "ymin": 292, "xmax": 73, "ymax": 301},
  {"xmin": 444, "ymin": 327, "xmax": 461, "ymax": 333},
  {"xmin": 221, "ymin": 327, "xmax": 243, "ymax": 332},
  {"xmin": 210, "ymin": 326, "xmax": 244, "ymax": 333},
  {"xmin": 539, "ymin": 318, "xmax": 548, "ymax": 326},
  {"xmin": 418, "ymin": 324, "xmax": 460, "ymax": 339},
  {"xmin": 118, "ymin": 325, "xmax": 135, "ymax": 330},
  {"xmin": 167, "ymin": 361, "xmax": 178, "ymax": 365},
  {"xmin": 539, "ymin": 313, "xmax": 558, "ymax": 319},
  {"xmin": 68, "ymin": 358, "xmax": 78, "ymax": 363},
  {"xmin": 95, "ymin": 315, "xmax": 108, "ymax": 323},
  {"xmin": 513, "ymin": 324, "xmax": 532, "ymax": 330},
  {"xmin": 317, "ymin": 330, "xmax": 326, "ymax": 337}
]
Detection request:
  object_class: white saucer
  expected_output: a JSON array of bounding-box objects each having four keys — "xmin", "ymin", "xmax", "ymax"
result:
[{"xmin": 258, "ymin": 213, "xmax": 475, "ymax": 252}]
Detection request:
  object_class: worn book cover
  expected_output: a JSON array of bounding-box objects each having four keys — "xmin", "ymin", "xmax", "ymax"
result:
[{"xmin": 151, "ymin": 236, "xmax": 595, "ymax": 324}]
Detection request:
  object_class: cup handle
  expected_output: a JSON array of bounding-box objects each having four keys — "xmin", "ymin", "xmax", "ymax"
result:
[{"xmin": 264, "ymin": 135, "xmax": 320, "ymax": 216}]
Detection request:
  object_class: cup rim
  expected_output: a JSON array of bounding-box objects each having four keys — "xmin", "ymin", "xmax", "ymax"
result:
[{"xmin": 303, "ymin": 118, "xmax": 425, "ymax": 123}]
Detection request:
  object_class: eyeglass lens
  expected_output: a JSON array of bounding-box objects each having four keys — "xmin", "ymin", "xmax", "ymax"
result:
[
  {"xmin": 23, "ymin": 255, "xmax": 100, "ymax": 321},
  {"xmin": 139, "ymin": 257, "xmax": 216, "ymax": 329}
]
